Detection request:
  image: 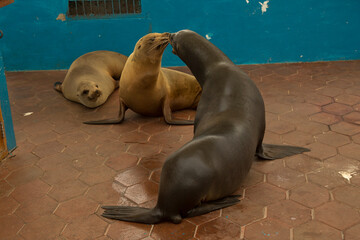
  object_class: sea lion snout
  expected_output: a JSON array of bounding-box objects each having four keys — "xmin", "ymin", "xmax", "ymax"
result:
[{"xmin": 87, "ymin": 89, "xmax": 101, "ymax": 100}]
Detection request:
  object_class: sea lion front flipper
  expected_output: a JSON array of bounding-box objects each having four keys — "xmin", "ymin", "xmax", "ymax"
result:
[
  {"xmin": 83, "ymin": 99, "xmax": 128, "ymax": 125},
  {"xmin": 54, "ymin": 82, "xmax": 62, "ymax": 92},
  {"xmin": 162, "ymin": 98, "xmax": 194, "ymax": 125},
  {"xmin": 256, "ymin": 144, "xmax": 310, "ymax": 160},
  {"xmin": 186, "ymin": 195, "xmax": 241, "ymax": 218}
]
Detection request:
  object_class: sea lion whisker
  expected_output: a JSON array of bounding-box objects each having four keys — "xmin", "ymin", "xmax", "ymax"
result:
[{"xmin": 147, "ymin": 41, "xmax": 169, "ymax": 53}]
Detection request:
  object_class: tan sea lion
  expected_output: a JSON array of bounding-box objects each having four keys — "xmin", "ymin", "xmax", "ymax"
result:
[
  {"xmin": 54, "ymin": 50, "xmax": 128, "ymax": 108},
  {"xmin": 84, "ymin": 32, "xmax": 201, "ymax": 125}
]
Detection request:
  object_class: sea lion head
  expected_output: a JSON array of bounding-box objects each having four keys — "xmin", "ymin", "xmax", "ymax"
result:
[
  {"xmin": 134, "ymin": 32, "xmax": 171, "ymax": 63},
  {"xmin": 77, "ymin": 81, "xmax": 102, "ymax": 108},
  {"xmin": 169, "ymin": 29, "xmax": 197, "ymax": 57}
]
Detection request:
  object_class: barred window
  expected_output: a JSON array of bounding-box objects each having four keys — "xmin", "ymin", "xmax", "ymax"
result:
[{"xmin": 68, "ymin": 0, "xmax": 142, "ymax": 17}]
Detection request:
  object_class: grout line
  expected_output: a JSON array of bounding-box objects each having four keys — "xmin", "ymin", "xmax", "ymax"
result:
[
  {"xmin": 290, "ymin": 228, "xmax": 294, "ymax": 240},
  {"xmin": 240, "ymin": 226, "xmax": 245, "ymax": 239},
  {"xmin": 311, "ymin": 209, "xmax": 315, "ymax": 220}
]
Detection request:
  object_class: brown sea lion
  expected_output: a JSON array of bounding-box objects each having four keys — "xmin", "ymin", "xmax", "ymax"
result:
[
  {"xmin": 101, "ymin": 30, "xmax": 309, "ymax": 224},
  {"xmin": 84, "ymin": 32, "xmax": 201, "ymax": 125},
  {"xmin": 54, "ymin": 50, "xmax": 127, "ymax": 108}
]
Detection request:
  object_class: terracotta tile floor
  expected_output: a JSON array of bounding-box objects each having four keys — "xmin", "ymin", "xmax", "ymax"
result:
[{"xmin": 1, "ymin": 60, "xmax": 360, "ymax": 240}]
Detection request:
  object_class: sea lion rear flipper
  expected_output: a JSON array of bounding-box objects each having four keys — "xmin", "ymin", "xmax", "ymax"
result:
[
  {"xmin": 102, "ymin": 206, "xmax": 165, "ymax": 224},
  {"xmin": 162, "ymin": 98, "xmax": 194, "ymax": 125},
  {"xmin": 186, "ymin": 195, "xmax": 241, "ymax": 218},
  {"xmin": 54, "ymin": 82, "xmax": 62, "ymax": 92},
  {"xmin": 256, "ymin": 144, "xmax": 310, "ymax": 160},
  {"xmin": 83, "ymin": 99, "xmax": 127, "ymax": 125}
]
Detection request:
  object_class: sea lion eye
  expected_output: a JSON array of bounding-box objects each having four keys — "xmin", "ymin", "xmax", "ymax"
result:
[
  {"xmin": 96, "ymin": 85, "xmax": 99, "ymax": 88},
  {"xmin": 150, "ymin": 37, "xmax": 155, "ymax": 42},
  {"xmin": 82, "ymin": 90, "xmax": 89, "ymax": 95},
  {"xmin": 138, "ymin": 45, "xmax": 141, "ymax": 49}
]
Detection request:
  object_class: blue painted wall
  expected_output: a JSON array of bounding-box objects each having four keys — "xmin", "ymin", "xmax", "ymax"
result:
[
  {"xmin": 0, "ymin": 0, "xmax": 359, "ymax": 71},
  {"xmin": 0, "ymin": 53, "xmax": 16, "ymax": 151}
]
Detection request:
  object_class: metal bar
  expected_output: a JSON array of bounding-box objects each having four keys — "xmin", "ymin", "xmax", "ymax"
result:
[
  {"xmin": 82, "ymin": 0, "xmax": 86, "ymax": 15},
  {"xmin": 118, "ymin": 0, "xmax": 121, "ymax": 13},
  {"xmin": 125, "ymin": 0, "xmax": 128, "ymax": 14},
  {"xmin": 111, "ymin": 0, "xmax": 115, "ymax": 15},
  {"xmin": 74, "ymin": 0, "xmax": 78, "ymax": 16}
]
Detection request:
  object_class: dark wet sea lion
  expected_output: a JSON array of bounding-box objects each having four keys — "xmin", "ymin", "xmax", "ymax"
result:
[
  {"xmin": 101, "ymin": 30, "xmax": 309, "ymax": 224},
  {"xmin": 54, "ymin": 50, "xmax": 128, "ymax": 108},
  {"xmin": 84, "ymin": 32, "xmax": 201, "ymax": 125}
]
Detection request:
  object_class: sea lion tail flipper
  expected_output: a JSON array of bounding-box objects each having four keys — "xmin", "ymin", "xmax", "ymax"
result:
[
  {"xmin": 256, "ymin": 144, "xmax": 310, "ymax": 160},
  {"xmin": 102, "ymin": 206, "xmax": 164, "ymax": 224},
  {"xmin": 54, "ymin": 82, "xmax": 62, "ymax": 92},
  {"xmin": 185, "ymin": 195, "xmax": 241, "ymax": 218}
]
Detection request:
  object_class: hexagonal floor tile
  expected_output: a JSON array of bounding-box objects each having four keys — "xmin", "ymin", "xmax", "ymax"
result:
[
  {"xmin": 268, "ymin": 199, "xmax": 311, "ymax": 227},
  {"xmin": 0, "ymin": 215, "xmax": 24, "ymax": 239},
  {"xmin": 0, "ymin": 180, "xmax": 14, "ymax": 198},
  {"xmin": 290, "ymin": 183, "xmax": 330, "ymax": 208},
  {"xmin": 222, "ymin": 198, "xmax": 264, "ymax": 226},
  {"xmin": 187, "ymin": 210, "xmax": 220, "ymax": 225},
  {"xmin": 345, "ymin": 223, "xmax": 360, "ymax": 240},
  {"xmin": 315, "ymin": 131, "xmax": 351, "ymax": 147},
  {"xmin": 196, "ymin": 218, "xmax": 240, "ymax": 240},
  {"xmin": 267, "ymin": 167, "xmax": 305, "ymax": 190},
  {"xmin": 252, "ymin": 159, "xmax": 284, "ymax": 174},
  {"xmin": 55, "ymin": 196, "xmax": 99, "ymax": 221},
  {"xmin": 10, "ymin": 179, "xmax": 50, "ymax": 203},
  {"xmin": 61, "ymin": 215, "xmax": 108, "ymax": 240},
  {"xmin": 315, "ymin": 201, "xmax": 360, "ymax": 230},
  {"xmin": 105, "ymin": 153, "xmax": 138, "ymax": 171},
  {"xmin": 19, "ymin": 215, "xmax": 64, "ymax": 240},
  {"xmin": 48, "ymin": 180, "xmax": 88, "ymax": 202},
  {"xmin": 6, "ymin": 166, "xmax": 43, "ymax": 187},
  {"xmin": 245, "ymin": 183, "xmax": 286, "ymax": 206},
  {"xmin": 304, "ymin": 142, "xmax": 337, "ymax": 160},
  {"xmin": 331, "ymin": 122, "xmax": 360, "ymax": 136},
  {"xmin": 124, "ymin": 180, "xmax": 158, "ymax": 205},
  {"xmin": 322, "ymin": 103, "xmax": 353, "ymax": 116},
  {"xmin": 86, "ymin": 181, "xmax": 125, "ymax": 205},
  {"xmin": 293, "ymin": 220, "xmax": 342, "ymax": 240},
  {"xmin": 152, "ymin": 220, "xmax": 196, "ymax": 240},
  {"xmin": 333, "ymin": 185, "xmax": 360, "ymax": 208},
  {"xmin": 323, "ymin": 155, "xmax": 360, "ymax": 173},
  {"xmin": 15, "ymin": 195, "xmax": 58, "ymax": 223},
  {"xmin": 266, "ymin": 120, "xmax": 296, "ymax": 135},
  {"xmin": 244, "ymin": 218, "xmax": 289, "ymax": 240},
  {"xmin": 0, "ymin": 197, "xmax": 19, "ymax": 216},
  {"xmin": 282, "ymin": 130, "xmax": 314, "ymax": 146},
  {"xmin": 79, "ymin": 165, "xmax": 116, "ymax": 186},
  {"xmin": 114, "ymin": 166, "xmax": 149, "ymax": 187},
  {"xmin": 309, "ymin": 112, "xmax": 341, "ymax": 125},
  {"xmin": 334, "ymin": 94, "xmax": 360, "ymax": 106},
  {"xmin": 307, "ymin": 168, "xmax": 347, "ymax": 189},
  {"xmin": 106, "ymin": 221, "xmax": 151, "ymax": 239},
  {"xmin": 285, "ymin": 155, "xmax": 323, "ymax": 173},
  {"xmin": 338, "ymin": 143, "xmax": 360, "ymax": 161}
]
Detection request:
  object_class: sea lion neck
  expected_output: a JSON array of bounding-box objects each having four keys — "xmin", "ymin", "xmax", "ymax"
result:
[{"xmin": 171, "ymin": 31, "xmax": 231, "ymax": 88}]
